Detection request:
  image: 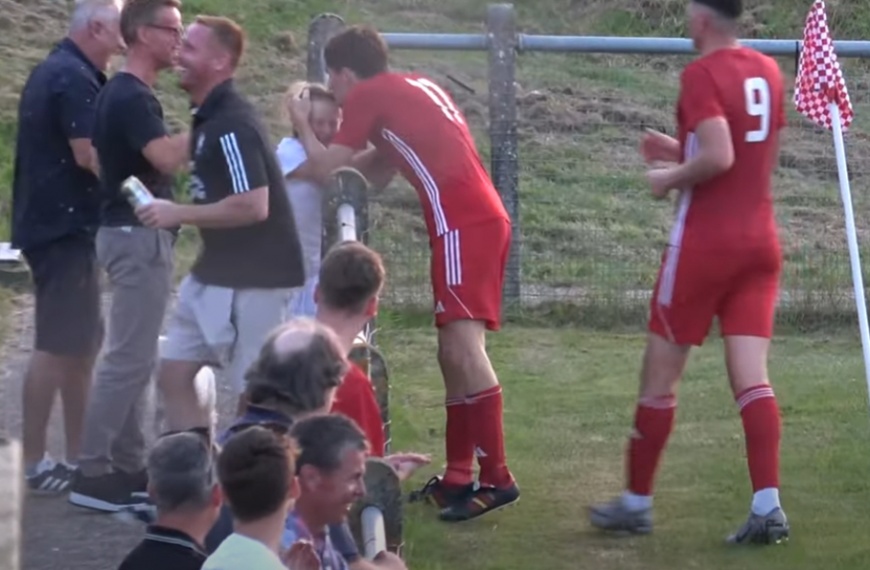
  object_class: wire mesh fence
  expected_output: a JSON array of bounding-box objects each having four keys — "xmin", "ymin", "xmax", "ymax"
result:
[
  {"xmin": 321, "ymin": 4, "xmax": 870, "ymax": 332},
  {"xmin": 509, "ymin": 51, "xmax": 870, "ymax": 330}
]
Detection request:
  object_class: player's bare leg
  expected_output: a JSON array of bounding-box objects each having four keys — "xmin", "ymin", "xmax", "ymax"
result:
[
  {"xmin": 418, "ymin": 319, "xmax": 520, "ymax": 522},
  {"xmin": 724, "ymin": 335, "xmax": 788, "ymax": 545},
  {"xmin": 589, "ymin": 332, "xmax": 691, "ymax": 534}
]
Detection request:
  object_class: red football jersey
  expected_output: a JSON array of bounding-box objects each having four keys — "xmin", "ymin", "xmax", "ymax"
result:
[
  {"xmin": 330, "ymin": 363, "xmax": 385, "ymax": 457},
  {"xmin": 673, "ymin": 46, "xmax": 786, "ymax": 251},
  {"xmin": 332, "ymin": 72, "xmax": 509, "ymax": 238}
]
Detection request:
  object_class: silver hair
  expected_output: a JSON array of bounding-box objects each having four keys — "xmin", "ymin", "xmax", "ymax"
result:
[
  {"xmin": 69, "ymin": 0, "xmax": 123, "ymax": 32},
  {"xmin": 147, "ymin": 432, "xmax": 216, "ymax": 513}
]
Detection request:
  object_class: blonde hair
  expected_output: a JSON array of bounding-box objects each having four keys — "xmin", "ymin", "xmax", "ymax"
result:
[
  {"xmin": 281, "ymin": 80, "xmax": 337, "ymax": 130},
  {"xmin": 194, "ymin": 15, "xmax": 247, "ymax": 69}
]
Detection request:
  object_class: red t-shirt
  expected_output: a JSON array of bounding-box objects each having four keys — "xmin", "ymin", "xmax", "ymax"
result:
[
  {"xmin": 330, "ymin": 363, "xmax": 386, "ymax": 457},
  {"xmin": 332, "ymin": 72, "xmax": 509, "ymax": 238},
  {"xmin": 673, "ymin": 46, "xmax": 786, "ymax": 251}
]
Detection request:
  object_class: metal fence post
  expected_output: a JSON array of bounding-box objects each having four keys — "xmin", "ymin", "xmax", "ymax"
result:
[
  {"xmin": 307, "ymin": 13, "xmax": 345, "ymax": 84},
  {"xmin": 486, "ymin": 3, "xmax": 521, "ymax": 308}
]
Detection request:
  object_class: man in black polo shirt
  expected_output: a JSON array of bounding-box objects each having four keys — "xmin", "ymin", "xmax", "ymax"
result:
[
  {"xmin": 11, "ymin": 0, "xmax": 124, "ymax": 494},
  {"xmin": 135, "ymin": 15, "xmax": 304, "ymax": 430},
  {"xmin": 71, "ymin": 0, "xmax": 190, "ymax": 513},
  {"xmin": 117, "ymin": 431, "xmax": 221, "ymax": 570}
]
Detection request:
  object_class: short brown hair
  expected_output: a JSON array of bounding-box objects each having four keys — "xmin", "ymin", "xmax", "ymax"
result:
[
  {"xmin": 194, "ymin": 15, "xmax": 246, "ymax": 68},
  {"xmin": 217, "ymin": 426, "xmax": 295, "ymax": 523},
  {"xmin": 318, "ymin": 241, "xmax": 386, "ymax": 314},
  {"xmin": 120, "ymin": 0, "xmax": 181, "ymax": 46},
  {"xmin": 324, "ymin": 25, "xmax": 388, "ymax": 79},
  {"xmin": 291, "ymin": 413, "xmax": 369, "ymax": 475}
]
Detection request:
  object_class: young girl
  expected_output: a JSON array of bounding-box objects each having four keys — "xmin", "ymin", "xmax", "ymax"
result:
[{"xmin": 276, "ymin": 82, "xmax": 340, "ymax": 317}]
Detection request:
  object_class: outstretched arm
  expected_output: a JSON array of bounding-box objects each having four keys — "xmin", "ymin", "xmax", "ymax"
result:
[{"xmin": 352, "ymin": 147, "xmax": 397, "ymax": 189}]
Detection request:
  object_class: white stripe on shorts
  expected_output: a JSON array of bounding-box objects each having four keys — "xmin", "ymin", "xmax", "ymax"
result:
[{"xmin": 444, "ymin": 229, "xmax": 462, "ymax": 286}]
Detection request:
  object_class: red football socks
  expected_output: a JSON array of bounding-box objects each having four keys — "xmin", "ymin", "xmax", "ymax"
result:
[
  {"xmin": 627, "ymin": 395, "xmax": 677, "ymax": 496},
  {"xmin": 736, "ymin": 384, "xmax": 781, "ymax": 491},
  {"xmin": 467, "ymin": 386, "xmax": 514, "ymax": 489},
  {"xmin": 443, "ymin": 397, "xmax": 474, "ymax": 487}
]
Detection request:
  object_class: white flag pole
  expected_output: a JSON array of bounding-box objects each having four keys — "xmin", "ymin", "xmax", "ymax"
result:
[{"xmin": 829, "ymin": 101, "xmax": 870, "ymax": 401}]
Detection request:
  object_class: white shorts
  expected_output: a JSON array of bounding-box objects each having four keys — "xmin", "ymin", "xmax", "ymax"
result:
[{"xmin": 162, "ymin": 275, "xmax": 293, "ymax": 394}]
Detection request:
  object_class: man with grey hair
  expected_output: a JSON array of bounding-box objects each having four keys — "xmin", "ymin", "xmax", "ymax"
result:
[
  {"xmin": 12, "ymin": 0, "xmax": 124, "ymax": 494},
  {"xmin": 117, "ymin": 431, "xmax": 222, "ymax": 570},
  {"xmin": 240, "ymin": 318, "xmax": 349, "ymax": 422},
  {"xmin": 204, "ymin": 318, "xmax": 409, "ymax": 570}
]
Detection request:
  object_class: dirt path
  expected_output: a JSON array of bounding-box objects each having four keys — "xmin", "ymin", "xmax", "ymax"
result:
[{"xmin": 0, "ymin": 293, "xmax": 240, "ymax": 570}]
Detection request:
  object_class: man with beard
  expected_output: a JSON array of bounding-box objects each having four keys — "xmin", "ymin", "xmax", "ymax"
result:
[{"xmin": 135, "ymin": 15, "xmax": 305, "ymax": 427}]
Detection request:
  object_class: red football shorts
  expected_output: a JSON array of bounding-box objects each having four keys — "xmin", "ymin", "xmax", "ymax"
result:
[
  {"xmin": 648, "ymin": 244, "xmax": 782, "ymax": 346},
  {"xmin": 430, "ymin": 218, "xmax": 511, "ymax": 331}
]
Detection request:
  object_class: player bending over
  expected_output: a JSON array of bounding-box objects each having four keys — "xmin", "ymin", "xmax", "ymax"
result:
[
  {"xmin": 589, "ymin": 0, "xmax": 789, "ymax": 545},
  {"xmin": 290, "ymin": 25, "xmax": 519, "ymax": 522}
]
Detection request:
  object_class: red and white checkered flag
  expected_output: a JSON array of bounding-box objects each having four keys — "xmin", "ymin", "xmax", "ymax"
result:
[{"xmin": 794, "ymin": 0, "xmax": 853, "ymax": 131}]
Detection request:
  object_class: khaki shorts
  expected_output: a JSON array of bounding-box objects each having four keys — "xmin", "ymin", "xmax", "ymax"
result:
[{"xmin": 162, "ymin": 275, "xmax": 292, "ymax": 394}]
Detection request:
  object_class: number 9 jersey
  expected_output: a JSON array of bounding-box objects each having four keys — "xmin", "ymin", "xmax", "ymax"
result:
[{"xmin": 674, "ymin": 46, "xmax": 787, "ymax": 252}]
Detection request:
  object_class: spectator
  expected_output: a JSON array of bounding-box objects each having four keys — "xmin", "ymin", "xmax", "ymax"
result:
[
  {"xmin": 12, "ymin": 0, "xmax": 124, "ymax": 494},
  {"xmin": 203, "ymin": 426, "xmax": 316, "ymax": 570},
  {"xmin": 135, "ymin": 15, "xmax": 305, "ymax": 424},
  {"xmin": 286, "ymin": 414, "xmax": 368, "ymax": 569},
  {"xmin": 317, "ymin": 240, "xmax": 431, "ymax": 476},
  {"xmin": 205, "ymin": 318, "xmax": 409, "ymax": 570},
  {"xmin": 117, "ymin": 432, "xmax": 221, "ymax": 570},
  {"xmin": 316, "ymin": 240, "xmax": 387, "ymax": 457},
  {"xmin": 277, "ymin": 81, "xmax": 340, "ymax": 318},
  {"xmin": 71, "ymin": 0, "xmax": 189, "ymax": 513}
]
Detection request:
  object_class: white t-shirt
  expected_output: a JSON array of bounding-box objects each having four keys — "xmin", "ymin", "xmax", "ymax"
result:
[
  {"xmin": 202, "ymin": 533, "xmax": 286, "ymax": 570},
  {"xmin": 276, "ymin": 137, "xmax": 322, "ymax": 282}
]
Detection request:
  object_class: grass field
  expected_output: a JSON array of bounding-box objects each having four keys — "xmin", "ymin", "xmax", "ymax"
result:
[
  {"xmin": 379, "ymin": 314, "xmax": 870, "ymax": 569},
  {"xmin": 3, "ymin": 2, "xmax": 870, "ymax": 568}
]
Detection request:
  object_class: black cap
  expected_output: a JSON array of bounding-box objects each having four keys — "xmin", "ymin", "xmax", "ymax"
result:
[{"xmin": 693, "ymin": 0, "xmax": 742, "ymax": 19}]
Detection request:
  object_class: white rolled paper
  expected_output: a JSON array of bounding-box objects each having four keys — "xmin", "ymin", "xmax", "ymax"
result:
[{"xmin": 0, "ymin": 438, "xmax": 21, "ymax": 570}]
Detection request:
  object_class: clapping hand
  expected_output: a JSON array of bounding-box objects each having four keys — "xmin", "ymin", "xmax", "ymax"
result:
[{"xmin": 282, "ymin": 539, "xmax": 321, "ymax": 570}]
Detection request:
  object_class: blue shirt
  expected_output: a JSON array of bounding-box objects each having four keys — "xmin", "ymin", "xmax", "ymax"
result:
[
  {"xmin": 282, "ymin": 510, "xmax": 348, "ymax": 570},
  {"xmin": 11, "ymin": 38, "xmax": 105, "ymax": 250}
]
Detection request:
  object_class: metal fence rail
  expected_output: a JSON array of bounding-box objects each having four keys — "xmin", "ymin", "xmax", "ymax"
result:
[{"xmin": 309, "ymin": 4, "xmax": 870, "ymax": 330}]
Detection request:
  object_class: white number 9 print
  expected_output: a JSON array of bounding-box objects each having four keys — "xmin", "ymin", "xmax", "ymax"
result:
[{"xmin": 744, "ymin": 76, "xmax": 770, "ymax": 143}]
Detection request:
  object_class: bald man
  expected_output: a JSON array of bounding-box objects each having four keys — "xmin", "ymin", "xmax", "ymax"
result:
[{"xmin": 205, "ymin": 318, "xmax": 414, "ymax": 570}]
